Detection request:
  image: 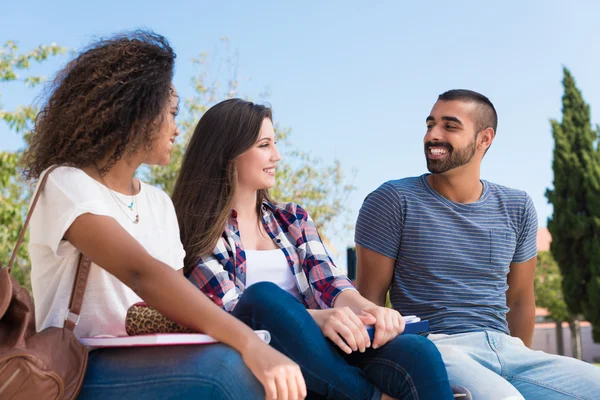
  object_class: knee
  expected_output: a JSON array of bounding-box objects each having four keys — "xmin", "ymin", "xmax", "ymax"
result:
[
  {"xmin": 202, "ymin": 346, "xmax": 264, "ymax": 396},
  {"xmin": 240, "ymin": 282, "xmax": 299, "ymax": 311},
  {"xmin": 243, "ymin": 281, "xmax": 281, "ymax": 302},
  {"xmin": 389, "ymin": 334, "xmax": 446, "ymax": 369},
  {"xmin": 214, "ymin": 346, "xmax": 248, "ymax": 372},
  {"xmin": 406, "ymin": 334, "xmax": 441, "ymax": 356},
  {"xmin": 202, "ymin": 346, "xmax": 253, "ymax": 381}
]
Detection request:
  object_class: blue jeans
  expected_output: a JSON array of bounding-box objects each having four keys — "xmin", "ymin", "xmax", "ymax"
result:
[
  {"xmin": 233, "ymin": 282, "xmax": 454, "ymax": 400},
  {"xmin": 429, "ymin": 331, "xmax": 600, "ymax": 399},
  {"xmin": 78, "ymin": 343, "xmax": 264, "ymax": 399}
]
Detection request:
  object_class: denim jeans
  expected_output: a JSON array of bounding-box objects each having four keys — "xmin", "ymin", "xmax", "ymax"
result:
[
  {"xmin": 429, "ymin": 331, "xmax": 600, "ymax": 400},
  {"xmin": 78, "ymin": 343, "xmax": 264, "ymax": 399},
  {"xmin": 233, "ymin": 282, "xmax": 454, "ymax": 400}
]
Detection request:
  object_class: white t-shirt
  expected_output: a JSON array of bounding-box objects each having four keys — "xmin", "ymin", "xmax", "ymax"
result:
[
  {"xmin": 245, "ymin": 249, "xmax": 302, "ymax": 301},
  {"xmin": 29, "ymin": 166, "xmax": 185, "ymax": 338}
]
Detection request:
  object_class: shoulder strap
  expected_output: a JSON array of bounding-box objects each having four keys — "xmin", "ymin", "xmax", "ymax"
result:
[
  {"xmin": 5, "ymin": 165, "xmax": 90, "ymax": 331},
  {"xmin": 64, "ymin": 253, "xmax": 91, "ymax": 331},
  {"xmin": 7, "ymin": 165, "xmax": 60, "ymax": 273}
]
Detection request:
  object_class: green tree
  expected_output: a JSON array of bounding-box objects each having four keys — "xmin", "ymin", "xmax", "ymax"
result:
[
  {"xmin": 546, "ymin": 67, "xmax": 600, "ymax": 343},
  {"xmin": 535, "ymin": 251, "xmax": 574, "ymax": 355},
  {"xmin": 535, "ymin": 252, "xmax": 570, "ymax": 321},
  {"xmin": 0, "ymin": 40, "xmax": 67, "ymax": 289},
  {"xmin": 147, "ymin": 41, "xmax": 355, "ymax": 244}
]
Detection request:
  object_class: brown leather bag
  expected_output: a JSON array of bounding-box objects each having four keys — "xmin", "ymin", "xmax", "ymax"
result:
[{"xmin": 0, "ymin": 166, "xmax": 90, "ymax": 399}]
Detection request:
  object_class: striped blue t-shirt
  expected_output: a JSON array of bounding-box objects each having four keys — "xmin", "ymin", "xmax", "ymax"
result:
[{"xmin": 355, "ymin": 174, "xmax": 538, "ymax": 335}]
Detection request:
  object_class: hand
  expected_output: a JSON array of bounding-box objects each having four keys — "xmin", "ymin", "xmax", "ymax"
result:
[
  {"xmin": 360, "ymin": 306, "xmax": 404, "ymax": 349},
  {"xmin": 310, "ymin": 307, "xmax": 377, "ymax": 354},
  {"xmin": 241, "ymin": 340, "xmax": 307, "ymax": 400}
]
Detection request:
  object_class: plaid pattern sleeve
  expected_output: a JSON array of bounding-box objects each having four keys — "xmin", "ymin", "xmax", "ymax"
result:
[
  {"xmin": 187, "ymin": 237, "xmax": 243, "ymax": 312},
  {"xmin": 287, "ymin": 203, "xmax": 357, "ymax": 308}
]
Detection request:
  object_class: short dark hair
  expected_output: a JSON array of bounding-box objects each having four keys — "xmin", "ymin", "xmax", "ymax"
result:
[
  {"xmin": 23, "ymin": 30, "xmax": 176, "ymax": 179},
  {"xmin": 438, "ymin": 89, "xmax": 498, "ymax": 134}
]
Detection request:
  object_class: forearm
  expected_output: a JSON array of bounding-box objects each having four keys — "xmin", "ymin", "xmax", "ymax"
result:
[
  {"xmin": 355, "ymin": 282, "xmax": 387, "ymax": 306},
  {"xmin": 131, "ymin": 256, "xmax": 261, "ymax": 353},
  {"xmin": 333, "ymin": 289, "xmax": 374, "ymax": 314},
  {"xmin": 67, "ymin": 215, "xmax": 261, "ymax": 355},
  {"xmin": 506, "ymin": 299, "xmax": 535, "ymax": 347}
]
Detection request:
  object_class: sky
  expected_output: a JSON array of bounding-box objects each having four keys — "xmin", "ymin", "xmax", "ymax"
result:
[{"xmin": 2, "ymin": 0, "xmax": 600, "ymax": 270}]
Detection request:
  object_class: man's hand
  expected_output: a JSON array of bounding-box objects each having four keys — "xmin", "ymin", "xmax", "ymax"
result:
[
  {"xmin": 360, "ymin": 305, "xmax": 405, "ymax": 349},
  {"xmin": 309, "ymin": 308, "xmax": 376, "ymax": 354}
]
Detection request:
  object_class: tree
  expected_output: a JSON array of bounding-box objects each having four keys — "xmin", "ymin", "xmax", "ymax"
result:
[
  {"xmin": 546, "ymin": 67, "xmax": 600, "ymax": 345},
  {"xmin": 147, "ymin": 40, "xmax": 355, "ymax": 244},
  {"xmin": 535, "ymin": 251, "xmax": 574, "ymax": 355},
  {"xmin": 0, "ymin": 41, "xmax": 67, "ymax": 289}
]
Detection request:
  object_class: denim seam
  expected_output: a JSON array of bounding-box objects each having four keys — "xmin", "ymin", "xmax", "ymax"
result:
[
  {"xmin": 486, "ymin": 331, "xmax": 508, "ymax": 377},
  {"xmin": 363, "ymin": 357, "xmax": 419, "ymax": 400},
  {"xmin": 83, "ymin": 376, "xmax": 236, "ymax": 400},
  {"xmin": 239, "ymin": 315, "xmax": 368, "ymax": 400},
  {"xmin": 507, "ymin": 375, "xmax": 594, "ymax": 400}
]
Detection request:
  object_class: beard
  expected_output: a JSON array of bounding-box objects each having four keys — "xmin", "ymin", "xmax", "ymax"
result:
[{"xmin": 425, "ymin": 137, "xmax": 477, "ymax": 174}]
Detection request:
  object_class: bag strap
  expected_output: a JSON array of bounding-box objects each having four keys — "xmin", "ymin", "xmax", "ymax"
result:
[
  {"xmin": 64, "ymin": 253, "xmax": 91, "ymax": 330},
  {"xmin": 6, "ymin": 165, "xmax": 60, "ymax": 273},
  {"xmin": 6, "ymin": 165, "xmax": 91, "ymax": 331}
]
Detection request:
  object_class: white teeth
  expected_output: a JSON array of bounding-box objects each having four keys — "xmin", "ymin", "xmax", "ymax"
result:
[
  {"xmin": 430, "ymin": 148, "xmax": 448, "ymax": 155},
  {"xmin": 264, "ymin": 168, "xmax": 275, "ymax": 173}
]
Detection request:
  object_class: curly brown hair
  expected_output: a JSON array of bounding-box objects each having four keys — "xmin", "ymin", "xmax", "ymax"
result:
[{"xmin": 22, "ymin": 30, "xmax": 176, "ymax": 180}]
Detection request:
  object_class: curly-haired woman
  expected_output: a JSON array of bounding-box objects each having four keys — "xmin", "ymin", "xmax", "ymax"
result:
[{"xmin": 23, "ymin": 31, "xmax": 306, "ymax": 400}]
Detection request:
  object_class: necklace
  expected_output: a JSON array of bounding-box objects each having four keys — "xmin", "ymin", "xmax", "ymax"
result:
[{"xmin": 98, "ymin": 173, "xmax": 140, "ymax": 224}]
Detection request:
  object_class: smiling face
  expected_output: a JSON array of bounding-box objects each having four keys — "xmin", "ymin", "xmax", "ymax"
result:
[
  {"xmin": 143, "ymin": 85, "xmax": 180, "ymax": 166},
  {"xmin": 424, "ymin": 99, "xmax": 487, "ymax": 175},
  {"xmin": 235, "ymin": 117, "xmax": 281, "ymax": 191}
]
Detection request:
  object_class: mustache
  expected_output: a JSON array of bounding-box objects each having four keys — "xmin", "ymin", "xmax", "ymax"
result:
[{"xmin": 425, "ymin": 142, "xmax": 453, "ymax": 152}]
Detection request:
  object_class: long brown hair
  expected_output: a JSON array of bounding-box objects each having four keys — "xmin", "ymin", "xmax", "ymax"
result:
[
  {"xmin": 22, "ymin": 30, "xmax": 176, "ymax": 179},
  {"xmin": 172, "ymin": 98, "xmax": 273, "ymax": 273}
]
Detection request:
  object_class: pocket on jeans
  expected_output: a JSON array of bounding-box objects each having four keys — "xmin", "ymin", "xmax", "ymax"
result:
[{"xmin": 489, "ymin": 229, "xmax": 517, "ymax": 266}]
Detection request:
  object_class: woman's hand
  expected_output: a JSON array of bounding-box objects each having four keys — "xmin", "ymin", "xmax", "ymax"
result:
[
  {"xmin": 359, "ymin": 305, "xmax": 404, "ymax": 349},
  {"xmin": 241, "ymin": 340, "xmax": 307, "ymax": 400},
  {"xmin": 309, "ymin": 307, "xmax": 376, "ymax": 354}
]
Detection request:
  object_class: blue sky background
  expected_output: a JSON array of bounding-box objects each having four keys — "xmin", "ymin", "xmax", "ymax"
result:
[{"xmin": 2, "ymin": 0, "xmax": 600, "ymax": 270}]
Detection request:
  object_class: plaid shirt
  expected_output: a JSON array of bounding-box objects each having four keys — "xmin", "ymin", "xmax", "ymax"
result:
[{"xmin": 187, "ymin": 201, "xmax": 356, "ymax": 312}]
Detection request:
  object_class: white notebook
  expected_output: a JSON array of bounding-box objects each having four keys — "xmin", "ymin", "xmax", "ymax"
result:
[{"xmin": 80, "ymin": 330, "xmax": 271, "ymax": 348}]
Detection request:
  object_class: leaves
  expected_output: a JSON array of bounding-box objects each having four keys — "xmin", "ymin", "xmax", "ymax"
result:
[
  {"xmin": 0, "ymin": 41, "xmax": 66, "ymax": 83},
  {"xmin": 0, "ymin": 41, "xmax": 67, "ymax": 290},
  {"xmin": 535, "ymin": 252, "xmax": 572, "ymax": 322},
  {"xmin": 546, "ymin": 67, "xmax": 600, "ymax": 341},
  {"xmin": 146, "ymin": 43, "xmax": 355, "ymax": 241}
]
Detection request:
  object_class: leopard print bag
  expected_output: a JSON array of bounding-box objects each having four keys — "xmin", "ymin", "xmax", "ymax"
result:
[{"xmin": 125, "ymin": 302, "xmax": 194, "ymax": 336}]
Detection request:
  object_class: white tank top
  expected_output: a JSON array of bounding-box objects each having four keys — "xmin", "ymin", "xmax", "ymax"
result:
[{"xmin": 245, "ymin": 249, "xmax": 302, "ymax": 301}]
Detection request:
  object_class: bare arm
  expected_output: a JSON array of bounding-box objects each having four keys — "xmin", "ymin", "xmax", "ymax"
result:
[
  {"xmin": 66, "ymin": 213, "xmax": 306, "ymax": 399},
  {"xmin": 66, "ymin": 214, "xmax": 259, "ymax": 348},
  {"xmin": 355, "ymin": 244, "xmax": 395, "ymax": 306},
  {"xmin": 506, "ymin": 257, "xmax": 537, "ymax": 347},
  {"xmin": 333, "ymin": 288, "xmax": 374, "ymax": 313}
]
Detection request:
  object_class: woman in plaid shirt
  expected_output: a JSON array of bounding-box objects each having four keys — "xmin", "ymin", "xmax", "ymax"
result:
[{"xmin": 172, "ymin": 99, "xmax": 454, "ymax": 400}]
